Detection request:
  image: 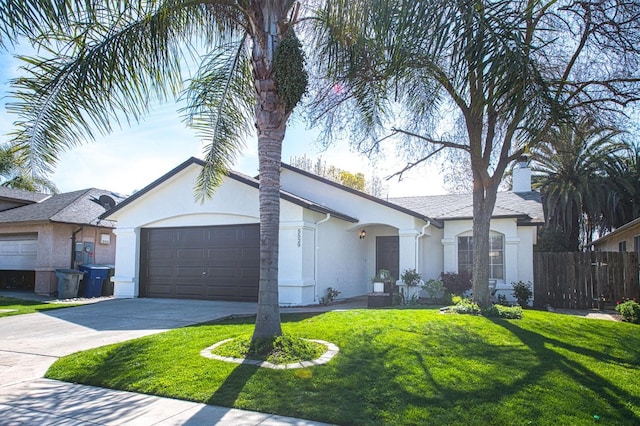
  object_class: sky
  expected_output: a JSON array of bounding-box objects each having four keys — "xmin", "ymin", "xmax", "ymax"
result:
[{"xmin": 0, "ymin": 47, "xmax": 447, "ymax": 198}]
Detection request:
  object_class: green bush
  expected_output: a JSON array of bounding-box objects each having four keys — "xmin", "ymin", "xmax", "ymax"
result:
[
  {"xmin": 401, "ymin": 268, "xmax": 422, "ymax": 287},
  {"xmin": 451, "ymin": 298, "xmax": 481, "ymax": 315},
  {"xmin": 483, "ymin": 304, "xmax": 524, "ymax": 319},
  {"xmin": 451, "ymin": 297, "xmax": 523, "ymax": 319},
  {"xmin": 511, "ymin": 281, "xmax": 533, "ymax": 307},
  {"xmin": 615, "ymin": 299, "xmax": 640, "ymax": 324},
  {"xmin": 422, "ymin": 278, "xmax": 445, "ymax": 299},
  {"xmin": 319, "ymin": 287, "xmax": 341, "ymax": 305},
  {"xmin": 441, "ymin": 271, "xmax": 472, "ymax": 296}
]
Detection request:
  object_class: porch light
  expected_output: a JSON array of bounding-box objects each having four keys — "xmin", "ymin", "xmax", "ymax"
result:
[{"xmin": 359, "ymin": 229, "xmax": 366, "ymax": 239}]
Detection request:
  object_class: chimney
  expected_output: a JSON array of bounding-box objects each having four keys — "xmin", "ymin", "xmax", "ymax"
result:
[{"xmin": 512, "ymin": 155, "xmax": 531, "ymax": 193}]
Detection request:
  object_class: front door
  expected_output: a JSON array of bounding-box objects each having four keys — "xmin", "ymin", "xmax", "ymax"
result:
[{"xmin": 376, "ymin": 236, "xmax": 399, "ymax": 281}]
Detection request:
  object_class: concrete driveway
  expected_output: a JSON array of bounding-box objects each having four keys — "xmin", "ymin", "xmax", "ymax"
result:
[{"xmin": 0, "ymin": 295, "xmax": 331, "ymax": 425}]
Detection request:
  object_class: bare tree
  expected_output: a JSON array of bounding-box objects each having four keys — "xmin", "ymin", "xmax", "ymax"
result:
[{"xmin": 311, "ymin": 0, "xmax": 640, "ymax": 306}]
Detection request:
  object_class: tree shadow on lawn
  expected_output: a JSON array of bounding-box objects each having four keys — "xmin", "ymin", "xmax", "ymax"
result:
[
  {"xmin": 488, "ymin": 317, "xmax": 640, "ymax": 424},
  {"xmin": 294, "ymin": 317, "xmax": 640, "ymax": 425}
]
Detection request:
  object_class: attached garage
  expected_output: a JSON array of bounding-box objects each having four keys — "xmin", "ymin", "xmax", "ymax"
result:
[
  {"xmin": 139, "ymin": 224, "xmax": 259, "ymax": 301},
  {"xmin": 0, "ymin": 234, "xmax": 37, "ymax": 291},
  {"xmin": 0, "ymin": 234, "xmax": 37, "ymax": 270}
]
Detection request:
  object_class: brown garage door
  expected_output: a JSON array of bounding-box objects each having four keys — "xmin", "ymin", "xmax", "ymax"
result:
[{"xmin": 140, "ymin": 224, "xmax": 259, "ymax": 301}]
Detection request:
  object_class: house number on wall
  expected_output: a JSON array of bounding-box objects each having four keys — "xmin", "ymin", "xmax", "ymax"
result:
[{"xmin": 297, "ymin": 229, "xmax": 302, "ymax": 247}]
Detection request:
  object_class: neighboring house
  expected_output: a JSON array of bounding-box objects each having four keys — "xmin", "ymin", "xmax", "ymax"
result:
[
  {"xmin": 102, "ymin": 157, "xmax": 544, "ymax": 305},
  {"xmin": 0, "ymin": 187, "xmax": 124, "ymax": 295},
  {"xmin": 591, "ymin": 217, "xmax": 640, "ymax": 253}
]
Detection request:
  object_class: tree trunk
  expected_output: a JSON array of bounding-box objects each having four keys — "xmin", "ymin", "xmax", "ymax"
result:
[
  {"xmin": 250, "ymin": 3, "xmax": 288, "ymax": 341},
  {"xmin": 252, "ymin": 77, "xmax": 286, "ymax": 340},
  {"xmin": 471, "ymin": 178, "xmax": 499, "ymax": 307}
]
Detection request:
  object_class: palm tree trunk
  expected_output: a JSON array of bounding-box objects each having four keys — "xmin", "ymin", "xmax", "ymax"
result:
[
  {"xmin": 253, "ymin": 80, "xmax": 286, "ymax": 339},
  {"xmin": 248, "ymin": 1, "xmax": 296, "ymax": 341}
]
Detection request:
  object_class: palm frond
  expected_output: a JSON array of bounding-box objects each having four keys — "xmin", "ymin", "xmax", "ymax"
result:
[
  {"xmin": 6, "ymin": 0, "xmax": 243, "ymax": 175},
  {"xmin": 180, "ymin": 36, "xmax": 254, "ymax": 200}
]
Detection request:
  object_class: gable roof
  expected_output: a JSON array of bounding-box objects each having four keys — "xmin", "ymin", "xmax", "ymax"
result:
[
  {"xmin": 101, "ymin": 157, "xmax": 359, "ymax": 223},
  {"xmin": 0, "ymin": 188, "xmax": 124, "ymax": 227},
  {"xmin": 280, "ymin": 163, "xmax": 443, "ymax": 228},
  {"xmin": 391, "ymin": 191, "xmax": 544, "ymax": 225},
  {"xmin": 591, "ymin": 216, "xmax": 640, "ymax": 246},
  {"xmin": 0, "ymin": 186, "xmax": 50, "ymax": 204}
]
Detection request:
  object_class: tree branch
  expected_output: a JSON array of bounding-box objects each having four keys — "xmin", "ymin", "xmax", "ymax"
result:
[
  {"xmin": 390, "ymin": 127, "xmax": 470, "ymax": 151},
  {"xmin": 385, "ymin": 146, "xmax": 446, "ymax": 181}
]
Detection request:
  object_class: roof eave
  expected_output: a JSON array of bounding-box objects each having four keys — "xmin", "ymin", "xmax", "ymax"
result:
[
  {"xmin": 280, "ymin": 163, "xmax": 443, "ymax": 228},
  {"xmin": 101, "ymin": 157, "xmax": 205, "ymax": 220},
  {"xmin": 101, "ymin": 158, "xmax": 360, "ymax": 223}
]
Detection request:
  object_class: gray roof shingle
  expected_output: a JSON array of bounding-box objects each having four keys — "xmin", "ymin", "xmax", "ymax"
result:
[
  {"xmin": 391, "ymin": 191, "xmax": 544, "ymax": 224},
  {"xmin": 0, "ymin": 186, "xmax": 50, "ymax": 203},
  {"xmin": 0, "ymin": 188, "xmax": 124, "ymax": 227}
]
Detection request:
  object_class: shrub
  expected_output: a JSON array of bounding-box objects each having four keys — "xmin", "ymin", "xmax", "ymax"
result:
[
  {"xmin": 615, "ymin": 299, "xmax": 640, "ymax": 324},
  {"xmin": 422, "ymin": 278, "xmax": 445, "ymax": 299},
  {"xmin": 401, "ymin": 268, "xmax": 422, "ymax": 287},
  {"xmin": 319, "ymin": 287, "xmax": 341, "ymax": 305},
  {"xmin": 483, "ymin": 304, "xmax": 523, "ymax": 319},
  {"xmin": 511, "ymin": 281, "xmax": 533, "ymax": 307},
  {"xmin": 451, "ymin": 298, "xmax": 481, "ymax": 315},
  {"xmin": 441, "ymin": 271, "xmax": 472, "ymax": 296}
]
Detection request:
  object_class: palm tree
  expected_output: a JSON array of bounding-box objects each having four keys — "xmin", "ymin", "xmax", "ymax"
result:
[
  {"xmin": 602, "ymin": 143, "xmax": 640, "ymax": 231},
  {"xmin": 0, "ymin": 146, "xmax": 58, "ymax": 193},
  {"xmin": 530, "ymin": 119, "xmax": 627, "ymax": 250},
  {"xmin": 2, "ymin": 0, "xmax": 308, "ymax": 340}
]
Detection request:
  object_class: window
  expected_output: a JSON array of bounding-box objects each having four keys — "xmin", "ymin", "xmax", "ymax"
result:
[
  {"xmin": 457, "ymin": 235, "xmax": 504, "ymax": 279},
  {"xmin": 619, "ymin": 241, "xmax": 627, "ymax": 252},
  {"xmin": 458, "ymin": 236, "xmax": 473, "ymax": 276},
  {"xmin": 634, "ymin": 236, "xmax": 640, "ymax": 254}
]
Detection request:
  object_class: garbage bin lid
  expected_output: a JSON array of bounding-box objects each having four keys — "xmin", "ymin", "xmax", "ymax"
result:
[
  {"xmin": 78, "ymin": 264, "xmax": 112, "ymax": 270},
  {"xmin": 55, "ymin": 268, "xmax": 84, "ymax": 274}
]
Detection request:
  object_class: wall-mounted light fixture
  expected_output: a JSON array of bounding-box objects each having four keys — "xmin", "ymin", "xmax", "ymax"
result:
[{"xmin": 359, "ymin": 229, "xmax": 366, "ymax": 239}]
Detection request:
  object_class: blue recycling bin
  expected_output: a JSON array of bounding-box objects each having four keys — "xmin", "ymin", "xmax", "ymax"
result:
[{"xmin": 78, "ymin": 264, "xmax": 111, "ymax": 298}]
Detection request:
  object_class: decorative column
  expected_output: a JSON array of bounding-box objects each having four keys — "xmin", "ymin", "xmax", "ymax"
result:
[
  {"xmin": 504, "ymin": 236, "xmax": 520, "ymax": 287},
  {"xmin": 278, "ymin": 221, "xmax": 316, "ymax": 305},
  {"xmin": 398, "ymin": 229, "xmax": 419, "ymax": 275},
  {"xmin": 441, "ymin": 237, "xmax": 456, "ymax": 272},
  {"xmin": 111, "ymin": 228, "xmax": 138, "ymax": 298}
]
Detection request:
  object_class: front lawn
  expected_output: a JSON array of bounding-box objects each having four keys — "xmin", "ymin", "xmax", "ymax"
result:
[
  {"xmin": 0, "ymin": 296, "xmax": 79, "ymax": 317},
  {"xmin": 46, "ymin": 309, "xmax": 640, "ymax": 425}
]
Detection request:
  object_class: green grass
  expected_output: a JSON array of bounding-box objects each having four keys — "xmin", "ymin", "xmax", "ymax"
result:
[
  {"xmin": 211, "ymin": 333, "xmax": 326, "ymax": 364},
  {"xmin": 0, "ymin": 296, "xmax": 79, "ymax": 317},
  {"xmin": 46, "ymin": 308, "xmax": 640, "ymax": 425}
]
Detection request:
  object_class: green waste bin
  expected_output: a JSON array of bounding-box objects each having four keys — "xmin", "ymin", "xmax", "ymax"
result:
[{"xmin": 55, "ymin": 269, "xmax": 84, "ymax": 299}]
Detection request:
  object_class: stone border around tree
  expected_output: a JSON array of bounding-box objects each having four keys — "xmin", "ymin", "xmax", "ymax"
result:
[{"xmin": 200, "ymin": 338, "xmax": 339, "ymax": 369}]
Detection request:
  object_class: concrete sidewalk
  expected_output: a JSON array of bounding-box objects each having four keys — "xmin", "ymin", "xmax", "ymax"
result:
[{"xmin": 0, "ymin": 293, "xmax": 340, "ymax": 425}]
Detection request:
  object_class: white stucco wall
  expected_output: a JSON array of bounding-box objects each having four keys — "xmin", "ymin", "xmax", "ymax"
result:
[
  {"xmin": 106, "ymin": 163, "xmax": 371, "ymax": 305},
  {"xmin": 281, "ymin": 168, "xmax": 442, "ymax": 288},
  {"xmin": 107, "ymin": 165, "xmax": 264, "ymax": 299},
  {"xmin": 108, "ymin": 163, "xmax": 446, "ymax": 304},
  {"xmin": 108, "ymin": 162, "xmax": 539, "ymax": 306},
  {"xmin": 419, "ymin": 226, "xmax": 445, "ymax": 281},
  {"xmin": 441, "ymin": 218, "xmax": 536, "ymax": 302},
  {"xmin": 314, "ymin": 211, "xmax": 369, "ymax": 300},
  {"xmin": 281, "ymin": 168, "xmax": 425, "ymax": 231}
]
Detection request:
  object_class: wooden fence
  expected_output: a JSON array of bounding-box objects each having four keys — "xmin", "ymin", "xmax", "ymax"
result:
[{"xmin": 533, "ymin": 252, "xmax": 639, "ymax": 310}]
